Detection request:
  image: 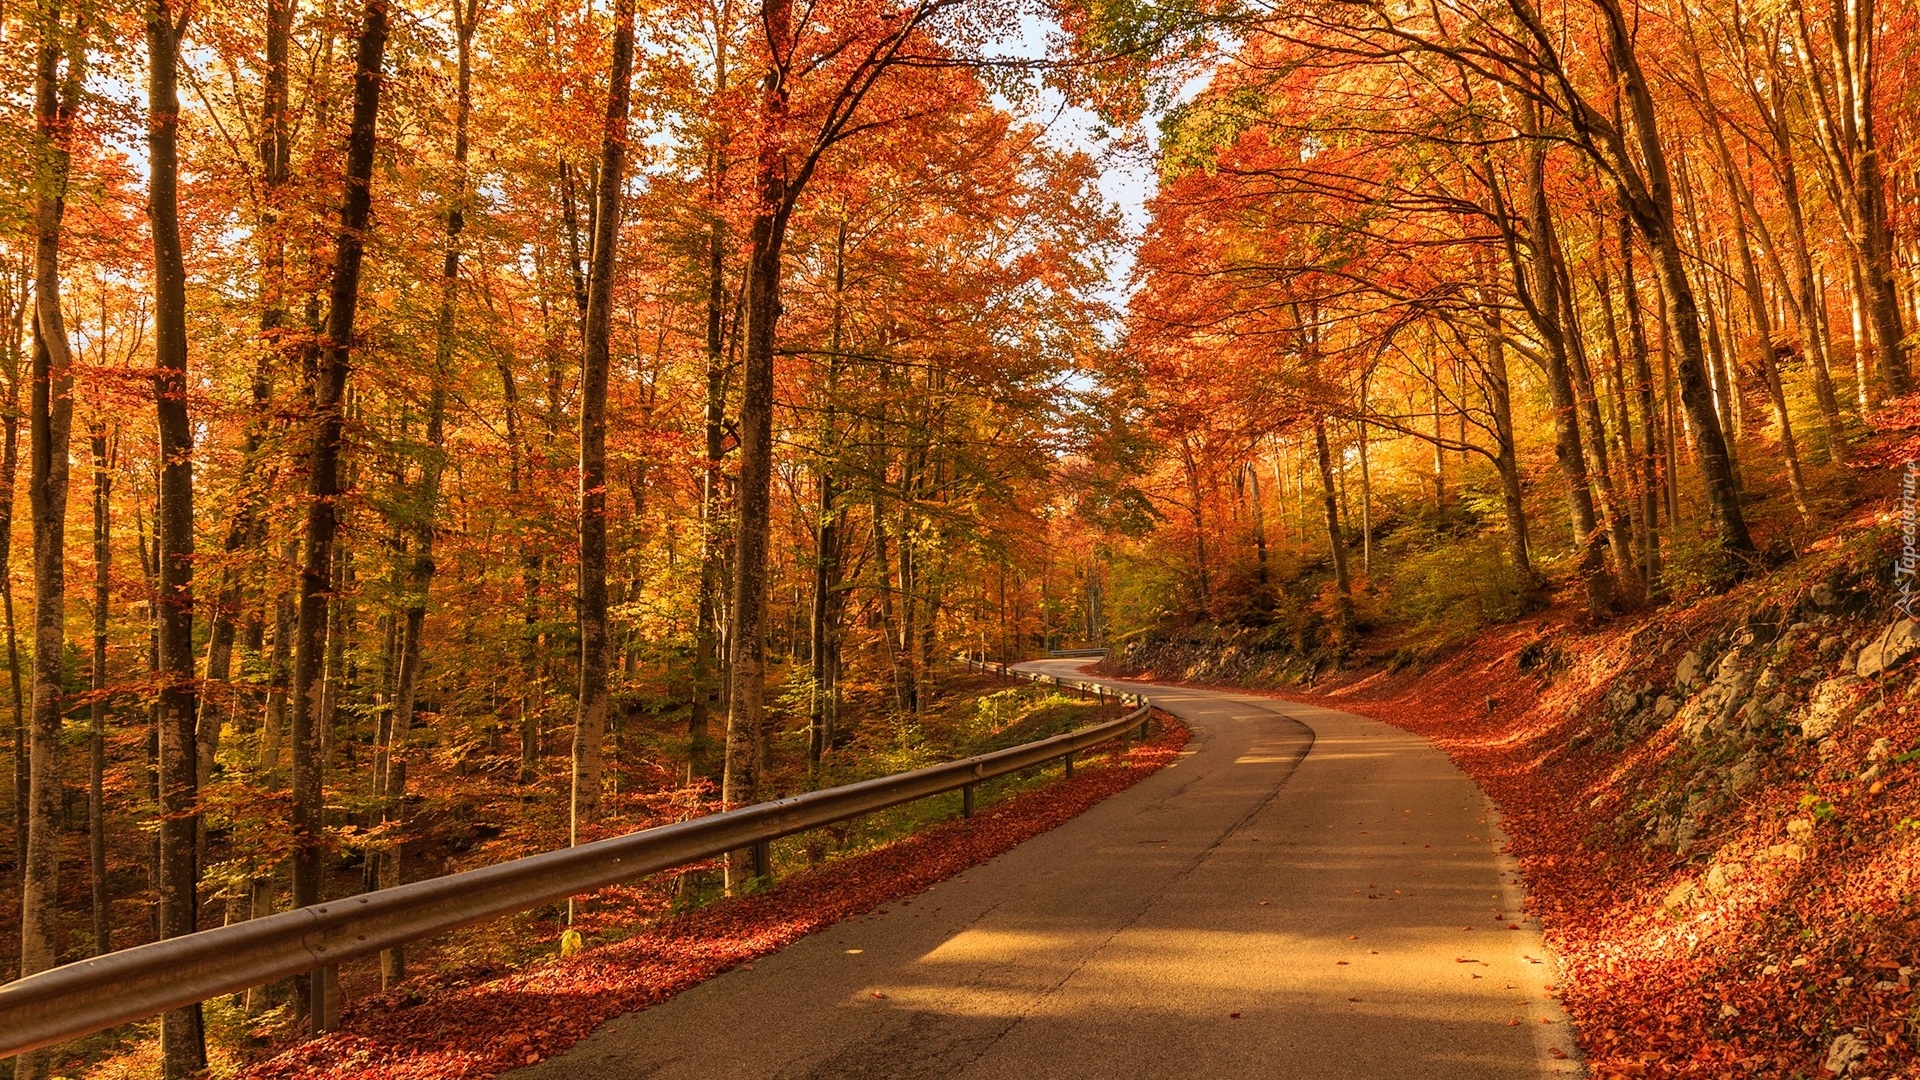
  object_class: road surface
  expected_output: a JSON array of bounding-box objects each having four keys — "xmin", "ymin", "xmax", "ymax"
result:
[{"xmin": 516, "ymin": 661, "xmax": 1580, "ymax": 1078}]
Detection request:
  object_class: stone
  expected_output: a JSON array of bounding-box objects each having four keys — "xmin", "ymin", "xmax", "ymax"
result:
[
  {"xmin": 1809, "ymin": 583, "xmax": 1839, "ymax": 609},
  {"xmin": 1604, "ymin": 684, "xmax": 1644, "ymax": 719},
  {"xmin": 1786, "ymin": 817, "xmax": 1815, "ymax": 843},
  {"xmin": 1663, "ymin": 880, "xmax": 1698, "ymax": 912},
  {"xmin": 1819, "ymin": 635, "xmax": 1843, "ymax": 660},
  {"xmin": 1868, "ymin": 737, "xmax": 1893, "ymax": 762},
  {"xmin": 1857, "ymin": 619, "xmax": 1920, "ymax": 677},
  {"xmin": 1675, "ymin": 649, "xmax": 1705, "ymax": 692},
  {"xmin": 1764, "ymin": 842, "xmax": 1806, "ymax": 862},
  {"xmin": 1727, "ymin": 753, "xmax": 1759, "ymax": 791},
  {"xmin": 1799, "ymin": 677, "xmax": 1865, "ymax": 741},
  {"xmin": 1823, "ymin": 1033, "xmax": 1869, "ymax": 1077},
  {"xmin": 1679, "ymin": 647, "xmax": 1755, "ymax": 739},
  {"xmin": 1704, "ymin": 862, "xmax": 1741, "ymax": 896},
  {"xmin": 1652, "ymin": 695, "xmax": 1678, "ymax": 720}
]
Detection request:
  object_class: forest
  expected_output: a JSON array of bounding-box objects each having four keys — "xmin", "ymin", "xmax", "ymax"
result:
[{"xmin": 0, "ymin": 0, "xmax": 1914, "ymax": 1069}]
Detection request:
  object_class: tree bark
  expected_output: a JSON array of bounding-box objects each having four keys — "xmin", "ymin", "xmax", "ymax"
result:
[
  {"xmin": 19, "ymin": 11, "xmax": 84, "ymax": 1078},
  {"xmin": 723, "ymin": 0, "xmax": 800, "ymax": 888},
  {"xmin": 196, "ymin": 0, "xmax": 295, "ymax": 793},
  {"xmin": 378, "ymin": 0, "xmax": 477, "ymax": 983},
  {"xmin": 289, "ymin": 0, "xmax": 388, "ymax": 1019},
  {"xmin": 87, "ymin": 429, "xmax": 111, "ymax": 960},
  {"xmin": 1567, "ymin": 0, "xmax": 1756, "ymax": 565},
  {"xmin": 1514, "ymin": 99, "xmax": 1611, "ymax": 615},
  {"xmin": 573, "ymin": 0, "xmax": 634, "ymax": 834},
  {"xmin": 148, "ymin": 2, "xmax": 206, "ymax": 1067},
  {"xmin": 1313, "ymin": 417, "xmax": 1354, "ymax": 638},
  {"xmin": 1790, "ymin": 0, "xmax": 1908, "ymax": 396}
]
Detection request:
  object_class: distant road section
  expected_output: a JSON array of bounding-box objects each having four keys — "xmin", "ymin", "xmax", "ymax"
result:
[{"xmin": 517, "ymin": 660, "xmax": 1580, "ymax": 1079}]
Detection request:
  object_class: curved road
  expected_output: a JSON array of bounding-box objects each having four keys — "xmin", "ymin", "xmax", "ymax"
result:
[{"xmin": 516, "ymin": 662, "xmax": 1580, "ymax": 1078}]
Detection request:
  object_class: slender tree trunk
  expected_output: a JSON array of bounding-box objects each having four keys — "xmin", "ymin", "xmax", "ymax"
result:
[
  {"xmin": 19, "ymin": 41, "xmax": 78, "ymax": 1080},
  {"xmin": 809, "ymin": 223, "xmax": 846, "ymax": 772},
  {"xmin": 259, "ymin": 562, "xmax": 294, "ymax": 773},
  {"xmin": 1, "ymin": 264, "xmax": 22, "ymax": 881},
  {"xmin": 573, "ymin": 0, "xmax": 634, "ymax": 836},
  {"xmin": 1616, "ymin": 215, "xmax": 1664, "ymax": 596},
  {"xmin": 19, "ymin": 11, "xmax": 84, "ymax": 1078},
  {"xmin": 1481, "ymin": 315, "xmax": 1539, "ymax": 592},
  {"xmin": 724, "ymin": 0, "xmax": 797, "ymax": 887},
  {"xmin": 1517, "ymin": 102, "xmax": 1611, "ymax": 615},
  {"xmin": 378, "ymin": 0, "xmax": 476, "ymax": 983},
  {"xmin": 290, "ymin": 0, "xmax": 388, "ymax": 1019},
  {"xmin": 1314, "ymin": 417, "xmax": 1354, "ymax": 638},
  {"xmin": 1558, "ymin": 247, "xmax": 1640, "ymax": 604},
  {"xmin": 148, "ymin": 4, "xmax": 206, "ymax": 1067},
  {"xmin": 1589, "ymin": 0, "xmax": 1755, "ymax": 564},
  {"xmin": 198, "ymin": 0, "xmax": 294, "ymax": 794},
  {"xmin": 87, "ymin": 429, "xmax": 110, "ymax": 957},
  {"xmin": 1246, "ymin": 461, "xmax": 1269, "ymax": 586},
  {"xmin": 1791, "ymin": 0, "xmax": 1907, "ymax": 395}
]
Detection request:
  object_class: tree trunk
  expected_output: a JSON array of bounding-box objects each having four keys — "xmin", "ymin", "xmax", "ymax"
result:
[
  {"xmin": 148, "ymin": 5, "xmax": 206, "ymax": 1067},
  {"xmin": 19, "ymin": 11, "xmax": 84, "ymax": 1077},
  {"xmin": 724, "ymin": 0, "xmax": 798, "ymax": 887},
  {"xmin": 1588, "ymin": 0, "xmax": 1755, "ymax": 566},
  {"xmin": 378, "ymin": 0, "xmax": 476, "ymax": 984},
  {"xmin": 1790, "ymin": 0, "xmax": 1908, "ymax": 396},
  {"xmin": 290, "ymin": 0, "xmax": 388, "ymax": 1019},
  {"xmin": 87, "ymin": 429, "xmax": 111, "ymax": 957},
  {"xmin": 1313, "ymin": 417, "xmax": 1354, "ymax": 637},
  {"xmin": 573, "ymin": 0, "xmax": 633, "ymax": 835},
  {"xmin": 198, "ymin": 0, "xmax": 295, "ymax": 794},
  {"xmin": 1516, "ymin": 101, "xmax": 1611, "ymax": 616},
  {"xmin": 1480, "ymin": 314, "xmax": 1539, "ymax": 592}
]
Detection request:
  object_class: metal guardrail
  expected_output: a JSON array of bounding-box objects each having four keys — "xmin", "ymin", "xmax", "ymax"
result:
[
  {"xmin": 0, "ymin": 697, "xmax": 1150, "ymax": 1058},
  {"xmin": 1047, "ymin": 648, "xmax": 1109, "ymax": 659},
  {"xmin": 959, "ymin": 655, "xmax": 1142, "ymax": 708}
]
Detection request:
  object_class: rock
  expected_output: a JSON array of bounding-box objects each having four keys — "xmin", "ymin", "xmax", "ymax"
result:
[
  {"xmin": 1704, "ymin": 862, "xmax": 1741, "ymax": 896},
  {"xmin": 1799, "ymin": 677, "xmax": 1865, "ymax": 740},
  {"xmin": 1868, "ymin": 737, "xmax": 1892, "ymax": 762},
  {"xmin": 1604, "ymin": 684, "xmax": 1639, "ymax": 718},
  {"xmin": 1675, "ymin": 649, "xmax": 1705, "ymax": 692},
  {"xmin": 1819, "ymin": 635, "xmax": 1843, "ymax": 660},
  {"xmin": 1786, "ymin": 817, "xmax": 1815, "ymax": 844},
  {"xmin": 1857, "ymin": 619, "xmax": 1920, "ymax": 677},
  {"xmin": 1517, "ymin": 638, "xmax": 1560, "ymax": 673},
  {"xmin": 1823, "ymin": 1032, "xmax": 1869, "ymax": 1076},
  {"xmin": 1727, "ymin": 753, "xmax": 1759, "ymax": 791},
  {"xmin": 1764, "ymin": 842, "xmax": 1806, "ymax": 863},
  {"xmin": 1809, "ymin": 583, "xmax": 1839, "ymax": 609},
  {"xmin": 1663, "ymin": 880, "xmax": 1698, "ymax": 912},
  {"xmin": 1652, "ymin": 695, "xmax": 1677, "ymax": 720},
  {"xmin": 1678, "ymin": 647, "xmax": 1756, "ymax": 739}
]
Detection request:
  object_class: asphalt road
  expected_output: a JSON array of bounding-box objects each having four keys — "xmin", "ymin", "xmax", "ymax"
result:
[{"xmin": 515, "ymin": 661, "xmax": 1581, "ymax": 1079}]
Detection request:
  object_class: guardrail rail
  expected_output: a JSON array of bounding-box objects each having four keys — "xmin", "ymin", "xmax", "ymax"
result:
[{"xmin": 0, "ymin": 676, "xmax": 1151, "ymax": 1060}]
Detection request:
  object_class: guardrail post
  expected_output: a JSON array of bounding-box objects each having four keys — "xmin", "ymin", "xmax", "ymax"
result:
[
  {"xmin": 752, "ymin": 839, "xmax": 773, "ymax": 884},
  {"xmin": 1138, "ymin": 712, "xmax": 1151, "ymax": 740},
  {"xmin": 311, "ymin": 964, "xmax": 340, "ymax": 1035},
  {"xmin": 962, "ymin": 783, "xmax": 975, "ymax": 818},
  {"xmin": 1064, "ymin": 750, "xmax": 1075, "ymax": 778}
]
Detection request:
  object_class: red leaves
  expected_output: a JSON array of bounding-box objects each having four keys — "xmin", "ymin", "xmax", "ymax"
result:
[{"xmin": 235, "ymin": 722, "xmax": 1191, "ymax": 1080}]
